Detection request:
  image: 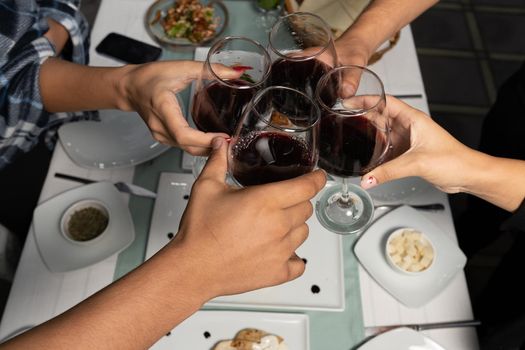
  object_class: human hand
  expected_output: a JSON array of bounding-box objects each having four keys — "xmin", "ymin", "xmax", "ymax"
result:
[
  {"xmin": 44, "ymin": 18, "xmax": 69, "ymax": 55},
  {"xmin": 173, "ymin": 137, "xmax": 326, "ymax": 299},
  {"xmin": 334, "ymin": 35, "xmax": 371, "ymax": 67},
  {"xmin": 119, "ymin": 61, "xmax": 240, "ymax": 155},
  {"xmin": 360, "ymin": 96, "xmax": 480, "ymax": 194}
]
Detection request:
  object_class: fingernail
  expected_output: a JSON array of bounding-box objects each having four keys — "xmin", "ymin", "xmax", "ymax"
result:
[
  {"xmin": 362, "ymin": 175, "xmax": 377, "ymax": 189},
  {"xmin": 212, "ymin": 137, "xmax": 224, "ymax": 150},
  {"xmin": 231, "ymin": 65, "xmax": 253, "ymax": 72}
]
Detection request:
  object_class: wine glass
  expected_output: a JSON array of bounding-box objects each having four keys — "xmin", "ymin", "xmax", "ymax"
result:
[
  {"xmin": 252, "ymin": 0, "xmax": 284, "ymax": 32},
  {"xmin": 191, "ymin": 36, "xmax": 271, "ymax": 177},
  {"xmin": 315, "ymin": 65, "xmax": 391, "ymax": 235},
  {"xmin": 228, "ymin": 86, "xmax": 320, "ymax": 187},
  {"xmin": 268, "ymin": 12, "xmax": 338, "ymax": 98}
]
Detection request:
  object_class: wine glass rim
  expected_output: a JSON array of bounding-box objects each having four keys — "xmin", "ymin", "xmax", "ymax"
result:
[
  {"xmin": 205, "ymin": 36, "xmax": 271, "ymax": 89},
  {"xmin": 315, "ymin": 65, "xmax": 386, "ymax": 116},
  {"xmin": 252, "ymin": 85, "xmax": 321, "ymax": 132},
  {"xmin": 268, "ymin": 12, "xmax": 334, "ymax": 62}
]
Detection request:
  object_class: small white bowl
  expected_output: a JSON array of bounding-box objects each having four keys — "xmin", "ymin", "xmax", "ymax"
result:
[
  {"xmin": 385, "ymin": 227, "xmax": 435, "ymax": 275},
  {"xmin": 60, "ymin": 199, "xmax": 110, "ymax": 245}
]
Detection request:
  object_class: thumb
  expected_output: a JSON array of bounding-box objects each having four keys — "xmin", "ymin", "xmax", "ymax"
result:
[
  {"xmin": 198, "ymin": 137, "xmax": 228, "ymax": 182},
  {"xmin": 361, "ymin": 153, "xmax": 419, "ymax": 189}
]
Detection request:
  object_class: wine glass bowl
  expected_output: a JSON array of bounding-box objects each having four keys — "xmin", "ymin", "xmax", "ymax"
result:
[
  {"xmin": 268, "ymin": 12, "xmax": 338, "ymax": 98},
  {"xmin": 315, "ymin": 65, "xmax": 390, "ymax": 235},
  {"xmin": 191, "ymin": 36, "xmax": 271, "ymax": 135},
  {"xmin": 228, "ymin": 86, "xmax": 320, "ymax": 187}
]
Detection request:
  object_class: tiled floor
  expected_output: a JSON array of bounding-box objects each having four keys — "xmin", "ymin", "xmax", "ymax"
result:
[{"xmin": 411, "ymin": 0, "xmax": 525, "ymax": 310}]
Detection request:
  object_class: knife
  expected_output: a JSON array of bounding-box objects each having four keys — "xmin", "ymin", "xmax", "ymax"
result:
[{"xmin": 55, "ymin": 173, "xmax": 157, "ymax": 199}]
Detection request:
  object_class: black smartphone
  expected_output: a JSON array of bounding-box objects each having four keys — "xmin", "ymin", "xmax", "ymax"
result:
[{"xmin": 95, "ymin": 32, "xmax": 162, "ymax": 64}]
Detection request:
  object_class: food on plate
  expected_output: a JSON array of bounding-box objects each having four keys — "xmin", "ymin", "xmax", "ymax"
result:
[
  {"xmin": 386, "ymin": 228, "xmax": 434, "ymax": 273},
  {"xmin": 213, "ymin": 328, "xmax": 288, "ymax": 350},
  {"xmin": 151, "ymin": 0, "xmax": 218, "ymax": 43},
  {"xmin": 67, "ymin": 206, "xmax": 109, "ymax": 242}
]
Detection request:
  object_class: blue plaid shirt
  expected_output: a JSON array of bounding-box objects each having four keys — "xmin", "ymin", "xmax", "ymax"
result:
[{"xmin": 0, "ymin": 0, "xmax": 96, "ymax": 170}]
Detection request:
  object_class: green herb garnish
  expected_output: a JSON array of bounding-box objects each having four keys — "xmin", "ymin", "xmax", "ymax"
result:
[{"xmin": 240, "ymin": 73, "xmax": 256, "ymax": 84}]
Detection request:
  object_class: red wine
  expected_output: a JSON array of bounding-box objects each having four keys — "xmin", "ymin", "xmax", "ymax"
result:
[
  {"xmin": 319, "ymin": 114, "xmax": 387, "ymax": 177},
  {"xmin": 269, "ymin": 59, "xmax": 331, "ymax": 97},
  {"xmin": 231, "ymin": 132, "xmax": 314, "ymax": 186},
  {"xmin": 192, "ymin": 79, "xmax": 256, "ymax": 135}
]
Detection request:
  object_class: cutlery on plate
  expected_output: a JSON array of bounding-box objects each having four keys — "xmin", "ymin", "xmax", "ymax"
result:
[
  {"xmin": 365, "ymin": 319, "xmax": 481, "ymax": 335},
  {"xmin": 54, "ymin": 173, "xmax": 157, "ymax": 199},
  {"xmin": 374, "ymin": 203, "xmax": 445, "ymax": 211}
]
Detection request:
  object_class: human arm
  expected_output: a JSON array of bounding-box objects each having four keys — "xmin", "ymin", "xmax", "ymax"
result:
[
  {"xmin": 360, "ymin": 96, "xmax": 525, "ymax": 212},
  {"xmin": 44, "ymin": 19, "xmax": 70, "ymax": 55},
  {"xmin": 39, "ymin": 59, "xmax": 240, "ymax": 155},
  {"xmin": 0, "ymin": 137, "xmax": 326, "ymax": 349},
  {"xmin": 335, "ymin": 0, "xmax": 438, "ymax": 66}
]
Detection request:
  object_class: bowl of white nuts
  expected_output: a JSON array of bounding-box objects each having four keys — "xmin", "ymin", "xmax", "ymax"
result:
[{"xmin": 385, "ymin": 227, "xmax": 435, "ymax": 275}]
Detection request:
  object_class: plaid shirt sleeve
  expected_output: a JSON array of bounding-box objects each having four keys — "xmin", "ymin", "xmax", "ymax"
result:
[{"xmin": 0, "ymin": 0, "xmax": 97, "ymax": 170}]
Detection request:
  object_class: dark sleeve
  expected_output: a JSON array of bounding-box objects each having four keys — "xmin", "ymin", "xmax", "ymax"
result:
[{"xmin": 500, "ymin": 198, "xmax": 525, "ymax": 232}]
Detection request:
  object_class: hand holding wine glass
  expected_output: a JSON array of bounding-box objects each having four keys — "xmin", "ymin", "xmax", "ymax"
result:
[
  {"xmin": 360, "ymin": 96, "xmax": 479, "ymax": 194},
  {"xmin": 191, "ymin": 36, "xmax": 271, "ymax": 176},
  {"xmin": 315, "ymin": 65, "xmax": 391, "ymax": 234}
]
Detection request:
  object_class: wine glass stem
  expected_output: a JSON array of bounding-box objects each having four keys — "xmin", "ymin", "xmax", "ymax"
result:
[{"xmin": 339, "ymin": 178, "xmax": 357, "ymax": 219}]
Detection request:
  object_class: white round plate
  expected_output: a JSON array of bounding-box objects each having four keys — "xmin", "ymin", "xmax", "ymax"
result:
[
  {"xmin": 58, "ymin": 109, "xmax": 170, "ymax": 169},
  {"xmin": 354, "ymin": 205, "xmax": 466, "ymax": 308},
  {"xmin": 358, "ymin": 327, "xmax": 446, "ymax": 350},
  {"xmin": 33, "ymin": 182, "xmax": 135, "ymax": 272}
]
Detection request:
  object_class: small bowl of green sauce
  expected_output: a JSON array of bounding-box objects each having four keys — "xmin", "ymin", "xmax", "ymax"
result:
[{"xmin": 60, "ymin": 200, "xmax": 110, "ymax": 244}]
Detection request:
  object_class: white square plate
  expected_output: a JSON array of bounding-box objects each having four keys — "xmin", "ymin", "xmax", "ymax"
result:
[
  {"xmin": 146, "ymin": 173, "xmax": 345, "ymax": 311},
  {"xmin": 358, "ymin": 327, "xmax": 445, "ymax": 350},
  {"xmin": 151, "ymin": 310, "xmax": 309, "ymax": 350},
  {"xmin": 354, "ymin": 205, "xmax": 466, "ymax": 308},
  {"xmin": 33, "ymin": 182, "xmax": 135, "ymax": 272}
]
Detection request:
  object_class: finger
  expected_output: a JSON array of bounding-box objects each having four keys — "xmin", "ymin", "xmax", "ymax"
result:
[
  {"xmin": 163, "ymin": 60, "xmax": 205, "ymax": 81},
  {"xmin": 385, "ymin": 95, "xmax": 423, "ymax": 129},
  {"xmin": 265, "ymin": 169, "xmax": 327, "ymax": 208},
  {"xmin": 284, "ymin": 223, "xmax": 309, "ymax": 251},
  {"xmin": 285, "ymin": 254, "xmax": 306, "ymax": 282},
  {"xmin": 206, "ymin": 63, "xmax": 243, "ymax": 81},
  {"xmin": 283, "ymin": 201, "xmax": 313, "ymax": 229},
  {"xmin": 157, "ymin": 98, "xmax": 228, "ymax": 149},
  {"xmin": 361, "ymin": 153, "xmax": 419, "ymax": 190},
  {"xmin": 184, "ymin": 145, "xmax": 213, "ymax": 157},
  {"xmin": 340, "ymin": 65, "xmax": 364, "ymax": 97},
  {"xmin": 198, "ymin": 137, "xmax": 228, "ymax": 182}
]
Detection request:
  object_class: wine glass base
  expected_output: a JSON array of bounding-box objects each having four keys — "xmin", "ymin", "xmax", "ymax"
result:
[{"xmin": 315, "ymin": 183, "xmax": 375, "ymax": 235}]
